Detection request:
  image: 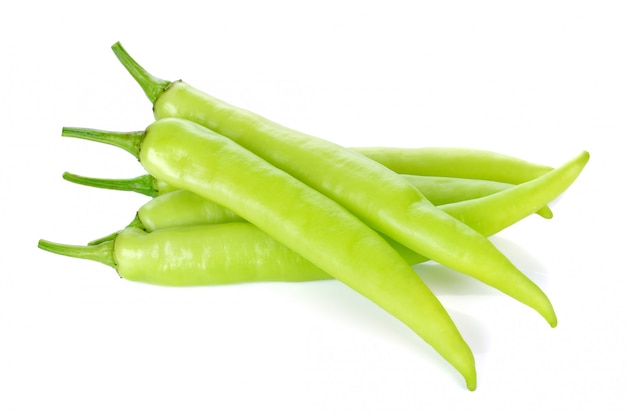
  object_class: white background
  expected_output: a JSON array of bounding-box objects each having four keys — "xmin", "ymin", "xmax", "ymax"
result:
[{"xmin": 1, "ymin": 1, "xmax": 624, "ymax": 413}]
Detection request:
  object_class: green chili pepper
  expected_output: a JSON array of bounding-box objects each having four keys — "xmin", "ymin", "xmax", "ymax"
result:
[
  {"xmin": 64, "ymin": 170, "xmax": 552, "ymax": 216},
  {"xmin": 38, "ymin": 146, "xmax": 588, "ymax": 288},
  {"xmin": 62, "ymin": 150, "xmax": 554, "ymax": 208},
  {"xmin": 88, "ymin": 150, "xmax": 589, "ymax": 266},
  {"xmin": 86, "ymin": 189, "xmax": 245, "ymax": 245},
  {"xmin": 84, "ymin": 173, "xmax": 525, "ymax": 245},
  {"xmin": 352, "ymin": 147, "xmax": 554, "ymax": 184},
  {"xmin": 38, "ymin": 150, "xmax": 588, "ymax": 393},
  {"xmin": 60, "ymin": 117, "xmax": 477, "ymax": 390},
  {"xmin": 39, "ymin": 224, "xmax": 332, "ymax": 285},
  {"xmin": 110, "ymin": 42, "xmax": 557, "ymax": 328},
  {"xmin": 440, "ymin": 151, "xmax": 588, "ymax": 235},
  {"xmin": 401, "ymin": 175, "xmax": 551, "ymax": 217},
  {"xmin": 62, "ymin": 169, "xmax": 554, "ymax": 246}
]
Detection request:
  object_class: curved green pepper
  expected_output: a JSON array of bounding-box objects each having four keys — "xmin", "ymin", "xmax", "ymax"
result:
[
  {"xmin": 88, "ymin": 150, "xmax": 589, "ymax": 261},
  {"xmin": 353, "ymin": 147, "xmax": 553, "ymax": 184},
  {"xmin": 38, "ymin": 149, "xmax": 588, "ymax": 391},
  {"xmin": 39, "ymin": 144, "xmax": 589, "ymax": 286},
  {"xmin": 110, "ymin": 42, "xmax": 557, "ymax": 330},
  {"xmin": 60, "ymin": 117, "xmax": 477, "ymax": 390}
]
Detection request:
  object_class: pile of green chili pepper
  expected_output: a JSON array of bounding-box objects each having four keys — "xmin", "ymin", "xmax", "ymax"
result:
[{"xmin": 38, "ymin": 42, "xmax": 590, "ymax": 391}]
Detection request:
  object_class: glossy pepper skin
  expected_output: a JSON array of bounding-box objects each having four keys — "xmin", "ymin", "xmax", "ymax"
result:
[
  {"xmin": 40, "ymin": 224, "xmax": 329, "ymax": 285},
  {"xmin": 77, "ymin": 151, "xmax": 578, "ymax": 245},
  {"xmin": 352, "ymin": 147, "xmax": 553, "ymax": 184},
  {"xmin": 166, "ymin": 151, "xmax": 589, "ymax": 241},
  {"xmin": 61, "ymin": 117, "xmax": 477, "ymax": 390},
  {"xmin": 111, "ymin": 42, "xmax": 557, "ymax": 328},
  {"xmin": 65, "ymin": 170, "xmax": 551, "ymax": 216},
  {"xmin": 91, "ymin": 150, "xmax": 591, "ymax": 269},
  {"xmin": 63, "ymin": 172, "xmax": 552, "ymax": 239},
  {"xmin": 62, "ymin": 145, "xmax": 555, "ymax": 212},
  {"xmin": 39, "ymin": 150, "xmax": 588, "ymax": 285},
  {"xmin": 38, "ymin": 150, "xmax": 588, "ymax": 392},
  {"xmin": 78, "ymin": 172, "xmax": 549, "ymax": 246},
  {"xmin": 401, "ymin": 175, "xmax": 550, "ymax": 217}
]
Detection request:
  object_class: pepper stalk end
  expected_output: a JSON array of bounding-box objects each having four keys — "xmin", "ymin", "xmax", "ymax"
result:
[
  {"xmin": 38, "ymin": 238, "xmax": 116, "ymax": 269},
  {"xmin": 61, "ymin": 126, "xmax": 144, "ymax": 159},
  {"xmin": 63, "ymin": 172, "xmax": 158, "ymax": 197},
  {"xmin": 111, "ymin": 41, "xmax": 171, "ymax": 105}
]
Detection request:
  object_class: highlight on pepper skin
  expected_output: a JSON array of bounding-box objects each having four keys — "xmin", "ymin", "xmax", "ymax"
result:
[{"xmin": 37, "ymin": 41, "xmax": 590, "ymax": 390}]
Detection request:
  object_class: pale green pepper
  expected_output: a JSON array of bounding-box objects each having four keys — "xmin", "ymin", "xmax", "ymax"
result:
[
  {"xmin": 111, "ymin": 42, "xmax": 557, "ymax": 330},
  {"xmin": 58, "ymin": 117, "xmax": 477, "ymax": 390}
]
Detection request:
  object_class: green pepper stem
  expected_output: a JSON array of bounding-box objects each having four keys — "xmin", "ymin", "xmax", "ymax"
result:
[
  {"xmin": 63, "ymin": 172, "xmax": 158, "ymax": 197},
  {"xmin": 88, "ymin": 214, "xmax": 144, "ymax": 246},
  {"xmin": 61, "ymin": 126, "xmax": 143, "ymax": 159},
  {"xmin": 38, "ymin": 239, "xmax": 116, "ymax": 269},
  {"xmin": 111, "ymin": 41, "xmax": 171, "ymax": 104}
]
